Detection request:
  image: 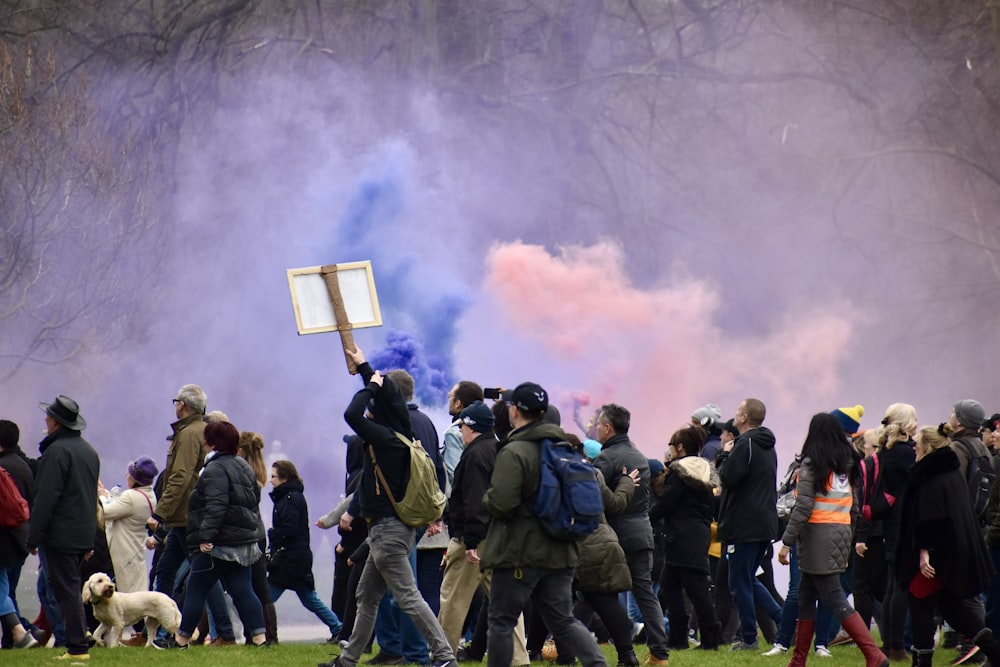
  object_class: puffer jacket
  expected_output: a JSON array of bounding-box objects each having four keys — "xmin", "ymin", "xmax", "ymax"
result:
[
  {"xmin": 186, "ymin": 453, "xmax": 264, "ymax": 551},
  {"xmin": 649, "ymin": 455, "xmax": 717, "ymax": 574},
  {"xmin": 575, "ymin": 469, "xmax": 635, "ymax": 593},
  {"xmin": 479, "ymin": 421, "xmax": 580, "ymax": 570},
  {"xmin": 780, "ymin": 457, "xmax": 856, "ymax": 575},
  {"xmin": 592, "ymin": 433, "xmax": 653, "ymax": 552}
]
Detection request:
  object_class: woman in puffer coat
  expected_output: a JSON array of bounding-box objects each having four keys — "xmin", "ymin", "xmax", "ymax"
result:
[
  {"xmin": 777, "ymin": 413, "xmax": 886, "ymax": 667},
  {"xmin": 267, "ymin": 459, "xmax": 344, "ymax": 641},
  {"xmin": 649, "ymin": 425, "xmax": 721, "ymax": 650},
  {"xmin": 556, "ymin": 435, "xmax": 639, "ymax": 667}
]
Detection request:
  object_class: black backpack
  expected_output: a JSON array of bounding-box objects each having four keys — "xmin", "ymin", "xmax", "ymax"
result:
[{"xmin": 955, "ymin": 437, "xmax": 995, "ymax": 523}]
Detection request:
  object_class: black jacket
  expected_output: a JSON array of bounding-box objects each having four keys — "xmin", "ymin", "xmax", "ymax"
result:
[
  {"xmin": 0, "ymin": 449, "xmax": 34, "ymax": 566},
  {"xmin": 593, "ymin": 433, "xmax": 653, "ymax": 552},
  {"xmin": 649, "ymin": 455, "xmax": 715, "ymax": 574},
  {"xmin": 717, "ymin": 426, "xmax": 778, "ymax": 544},
  {"xmin": 345, "ymin": 362, "xmax": 411, "ymax": 520},
  {"xmin": 29, "ymin": 428, "xmax": 100, "ymax": 552},
  {"xmin": 895, "ymin": 446, "xmax": 993, "ymax": 597},
  {"xmin": 267, "ymin": 479, "xmax": 316, "ymax": 591},
  {"xmin": 880, "ymin": 439, "xmax": 916, "ymax": 556},
  {"xmin": 186, "ymin": 453, "xmax": 264, "ymax": 550},
  {"xmin": 448, "ymin": 431, "xmax": 497, "ymax": 550}
]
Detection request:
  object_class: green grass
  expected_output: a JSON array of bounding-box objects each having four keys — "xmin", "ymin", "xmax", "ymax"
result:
[{"xmin": 5, "ymin": 639, "xmax": 886, "ymax": 667}]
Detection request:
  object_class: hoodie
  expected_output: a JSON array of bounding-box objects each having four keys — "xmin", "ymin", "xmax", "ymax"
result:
[{"xmin": 716, "ymin": 426, "xmax": 779, "ymax": 544}]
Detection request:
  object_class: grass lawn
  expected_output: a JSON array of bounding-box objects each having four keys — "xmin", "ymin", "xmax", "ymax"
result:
[{"xmin": 8, "ymin": 639, "xmax": 887, "ymax": 666}]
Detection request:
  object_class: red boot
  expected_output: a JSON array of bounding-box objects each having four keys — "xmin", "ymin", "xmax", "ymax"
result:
[
  {"xmin": 786, "ymin": 619, "xmax": 815, "ymax": 667},
  {"xmin": 841, "ymin": 611, "xmax": 889, "ymax": 667}
]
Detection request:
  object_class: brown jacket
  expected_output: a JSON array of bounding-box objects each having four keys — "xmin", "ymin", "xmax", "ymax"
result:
[{"xmin": 154, "ymin": 414, "xmax": 206, "ymax": 528}]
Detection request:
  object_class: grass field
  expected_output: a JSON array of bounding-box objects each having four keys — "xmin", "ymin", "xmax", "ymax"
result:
[{"xmin": 7, "ymin": 639, "xmax": 889, "ymax": 667}]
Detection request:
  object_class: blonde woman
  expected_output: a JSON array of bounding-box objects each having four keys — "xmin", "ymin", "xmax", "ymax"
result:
[
  {"xmin": 873, "ymin": 403, "xmax": 917, "ymax": 662},
  {"xmin": 239, "ymin": 431, "xmax": 277, "ymax": 645},
  {"xmin": 896, "ymin": 426, "xmax": 999, "ymax": 667}
]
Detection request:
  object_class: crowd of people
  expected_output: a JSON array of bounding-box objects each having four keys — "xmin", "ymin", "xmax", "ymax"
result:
[{"xmin": 5, "ymin": 356, "xmax": 1000, "ymax": 667}]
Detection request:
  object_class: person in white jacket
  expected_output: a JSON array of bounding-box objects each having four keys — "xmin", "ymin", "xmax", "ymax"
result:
[{"xmin": 101, "ymin": 456, "xmax": 158, "ymax": 594}]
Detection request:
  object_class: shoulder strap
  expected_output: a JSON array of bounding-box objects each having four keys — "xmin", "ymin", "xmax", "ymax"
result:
[
  {"xmin": 133, "ymin": 488, "xmax": 155, "ymax": 515},
  {"xmin": 368, "ymin": 444, "xmax": 399, "ymax": 505}
]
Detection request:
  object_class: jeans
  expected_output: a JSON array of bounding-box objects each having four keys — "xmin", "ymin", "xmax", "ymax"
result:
[
  {"xmin": 173, "ymin": 556, "xmax": 236, "ymax": 640},
  {"xmin": 375, "ymin": 532, "xmax": 428, "ymax": 663},
  {"xmin": 776, "ymin": 544, "xmax": 836, "ymax": 647},
  {"xmin": 488, "ymin": 567, "xmax": 606, "ymax": 667},
  {"xmin": 270, "ymin": 585, "xmax": 343, "ymax": 635},
  {"xmin": 728, "ymin": 542, "xmax": 782, "ymax": 644},
  {"xmin": 177, "ymin": 552, "xmax": 264, "ymax": 640},
  {"xmin": 340, "ymin": 517, "xmax": 452, "ymax": 667},
  {"xmin": 36, "ymin": 549, "xmax": 66, "ymax": 646},
  {"xmin": 40, "ymin": 548, "xmax": 88, "ymax": 655}
]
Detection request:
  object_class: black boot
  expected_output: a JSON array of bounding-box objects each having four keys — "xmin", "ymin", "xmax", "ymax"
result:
[
  {"xmin": 263, "ymin": 602, "xmax": 279, "ymax": 646},
  {"xmin": 617, "ymin": 648, "xmax": 640, "ymax": 667},
  {"xmin": 974, "ymin": 628, "xmax": 1000, "ymax": 666},
  {"xmin": 697, "ymin": 621, "xmax": 722, "ymax": 651},
  {"xmin": 911, "ymin": 648, "xmax": 933, "ymax": 667}
]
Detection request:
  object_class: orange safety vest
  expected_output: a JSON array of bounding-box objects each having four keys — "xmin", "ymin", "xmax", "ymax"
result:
[{"xmin": 807, "ymin": 471, "xmax": 852, "ymax": 525}]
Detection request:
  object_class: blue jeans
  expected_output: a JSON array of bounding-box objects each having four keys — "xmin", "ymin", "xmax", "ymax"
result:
[
  {"xmin": 173, "ymin": 557, "xmax": 236, "ymax": 641},
  {"xmin": 728, "ymin": 542, "xmax": 782, "ymax": 645},
  {"xmin": 36, "ymin": 549, "xmax": 66, "ymax": 646},
  {"xmin": 270, "ymin": 585, "xmax": 343, "ymax": 636},
  {"xmin": 489, "ymin": 567, "xmax": 606, "ymax": 667},
  {"xmin": 776, "ymin": 544, "xmax": 836, "ymax": 647},
  {"xmin": 340, "ymin": 517, "xmax": 452, "ymax": 667},
  {"xmin": 177, "ymin": 552, "xmax": 264, "ymax": 640}
]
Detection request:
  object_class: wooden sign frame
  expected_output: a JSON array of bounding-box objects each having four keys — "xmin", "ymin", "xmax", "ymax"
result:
[{"xmin": 286, "ymin": 261, "xmax": 382, "ymax": 335}]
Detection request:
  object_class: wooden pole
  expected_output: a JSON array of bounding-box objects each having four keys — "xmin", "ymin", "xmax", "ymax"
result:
[{"xmin": 320, "ymin": 264, "xmax": 358, "ymax": 374}]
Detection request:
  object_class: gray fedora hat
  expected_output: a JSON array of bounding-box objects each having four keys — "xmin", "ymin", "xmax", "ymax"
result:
[{"xmin": 38, "ymin": 395, "xmax": 87, "ymax": 431}]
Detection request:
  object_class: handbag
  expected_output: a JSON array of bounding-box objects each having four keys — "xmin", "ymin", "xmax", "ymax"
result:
[{"xmin": 265, "ymin": 547, "xmax": 285, "ymax": 570}]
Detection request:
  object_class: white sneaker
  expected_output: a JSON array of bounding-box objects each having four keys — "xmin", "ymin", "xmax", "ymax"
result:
[
  {"xmin": 815, "ymin": 646, "xmax": 832, "ymax": 658},
  {"xmin": 761, "ymin": 644, "xmax": 787, "ymax": 656},
  {"xmin": 631, "ymin": 622, "xmax": 645, "ymax": 640}
]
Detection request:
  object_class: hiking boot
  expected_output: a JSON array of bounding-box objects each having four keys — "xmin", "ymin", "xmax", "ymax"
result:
[
  {"xmin": 208, "ymin": 636, "xmax": 237, "ymax": 647},
  {"xmin": 120, "ymin": 634, "xmax": 148, "ymax": 647},
  {"xmin": 641, "ymin": 655, "xmax": 669, "ymax": 666}
]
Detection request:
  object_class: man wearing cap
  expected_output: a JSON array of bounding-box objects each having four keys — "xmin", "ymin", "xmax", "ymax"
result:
[
  {"xmin": 593, "ymin": 404, "xmax": 668, "ymax": 666},
  {"xmin": 949, "ymin": 399, "xmax": 991, "ymax": 479},
  {"xmin": 443, "ymin": 381, "xmax": 485, "ymax": 487},
  {"xmin": 480, "ymin": 383, "xmax": 607, "ymax": 667},
  {"xmin": 691, "ymin": 404, "xmax": 724, "ymax": 463},
  {"xmin": 29, "ymin": 395, "xmax": 100, "ymax": 660},
  {"xmin": 145, "ymin": 383, "xmax": 207, "ymax": 645}
]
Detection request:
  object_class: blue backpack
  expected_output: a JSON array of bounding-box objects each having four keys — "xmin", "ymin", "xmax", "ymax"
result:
[{"xmin": 532, "ymin": 438, "xmax": 604, "ymax": 541}]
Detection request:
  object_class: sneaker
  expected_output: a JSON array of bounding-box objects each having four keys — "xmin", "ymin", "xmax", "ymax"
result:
[
  {"xmin": 432, "ymin": 660, "xmax": 460, "ymax": 667},
  {"xmin": 631, "ymin": 622, "xmax": 645, "ymax": 640},
  {"xmin": 953, "ymin": 645, "xmax": 984, "ymax": 665},
  {"xmin": 815, "ymin": 646, "xmax": 832, "ymax": 658},
  {"xmin": 14, "ymin": 632, "xmax": 39, "ymax": 649},
  {"xmin": 731, "ymin": 641, "xmax": 760, "ymax": 651},
  {"xmin": 761, "ymin": 644, "xmax": 787, "ymax": 656},
  {"xmin": 54, "ymin": 653, "xmax": 90, "ymax": 661},
  {"xmin": 152, "ymin": 636, "xmax": 178, "ymax": 650},
  {"xmin": 366, "ymin": 652, "xmax": 406, "ymax": 665},
  {"xmin": 319, "ymin": 658, "xmax": 346, "ymax": 667},
  {"xmin": 457, "ymin": 646, "xmax": 482, "ymax": 662}
]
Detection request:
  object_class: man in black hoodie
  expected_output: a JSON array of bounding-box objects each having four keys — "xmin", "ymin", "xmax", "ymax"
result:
[
  {"xmin": 716, "ymin": 397, "xmax": 782, "ymax": 651},
  {"xmin": 321, "ymin": 346, "xmax": 456, "ymax": 667}
]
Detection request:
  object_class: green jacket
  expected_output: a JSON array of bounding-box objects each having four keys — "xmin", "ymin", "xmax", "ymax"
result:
[
  {"xmin": 154, "ymin": 414, "xmax": 206, "ymax": 528},
  {"xmin": 479, "ymin": 421, "xmax": 580, "ymax": 570}
]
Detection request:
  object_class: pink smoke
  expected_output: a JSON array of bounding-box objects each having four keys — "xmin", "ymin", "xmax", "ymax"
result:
[{"xmin": 482, "ymin": 240, "xmax": 857, "ymax": 457}]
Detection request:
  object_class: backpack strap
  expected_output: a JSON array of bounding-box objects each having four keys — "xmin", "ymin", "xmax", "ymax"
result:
[{"xmin": 367, "ymin": 432, "xmax": 416, "ymax": 507}]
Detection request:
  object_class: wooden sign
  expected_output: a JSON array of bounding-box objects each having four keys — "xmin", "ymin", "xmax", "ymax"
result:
[{"xmin": 286, "ymin": 261, "xmax": 382, "ymax": 373}]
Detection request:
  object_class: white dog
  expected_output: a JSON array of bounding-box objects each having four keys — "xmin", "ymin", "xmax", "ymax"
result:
[{"xmin": 82, "ymin": 572, "xmax": 181, "ymax": 648}]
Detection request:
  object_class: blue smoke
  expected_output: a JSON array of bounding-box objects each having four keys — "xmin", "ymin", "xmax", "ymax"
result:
[{"xmin": 333, "ymin": 143, "xmax": 468, "ymax": 406}]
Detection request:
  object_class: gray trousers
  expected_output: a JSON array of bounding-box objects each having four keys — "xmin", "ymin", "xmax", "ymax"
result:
[
  {"xmin": 341, "ymin": 517, "xmax": 454, "ymax": 667},
  {"xmin": 626, "ymin": 548, "xmax": 669, "ymax": 658}
]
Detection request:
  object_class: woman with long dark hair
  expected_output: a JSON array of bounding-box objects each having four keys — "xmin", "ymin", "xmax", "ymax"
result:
[{"xmin": 777, "ymin": 413, "xmax": 886, "ymax": 667}]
